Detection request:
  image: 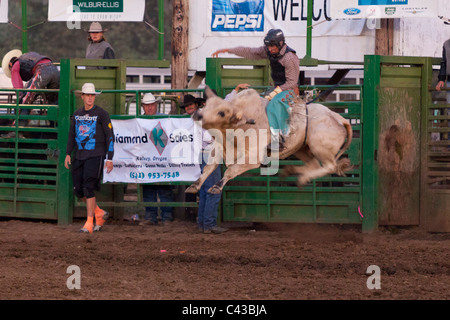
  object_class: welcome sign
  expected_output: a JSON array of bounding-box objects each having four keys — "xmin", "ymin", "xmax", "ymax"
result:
[
  {"xmin": 48, "ymin": 0, "xmax": 145, "ymax": 22},
  {"xmin": 103, "ymin": 118, "xmax": 202, "ymax": 184}
]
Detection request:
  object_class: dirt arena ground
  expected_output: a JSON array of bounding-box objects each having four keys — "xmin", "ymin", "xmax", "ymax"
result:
[{"xmin": 0, "ymin": 217, "xmax": 449, "ymax": 301}]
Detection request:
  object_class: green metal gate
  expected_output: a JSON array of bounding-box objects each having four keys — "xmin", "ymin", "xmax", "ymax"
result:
[
  {"xmin": 363, "ymin": 55, "xmax": 450, "ymax": 232},
  {"xmin": 206, "ymin": 58, "xmax": 370, "ymax": 230},
  {"xmin": 1, "ymin": 55, "xmax": 448, "ymax": 232},
  {"xmin": 207, "ymin": 56, "xmax": 450, "ymax": 232},
  {"xmin": 0, "ymin": 87, "xmax": 64, "ymax": 220}
]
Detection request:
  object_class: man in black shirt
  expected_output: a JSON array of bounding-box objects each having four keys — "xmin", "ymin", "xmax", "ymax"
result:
[{"xmin": 65, "ymin": 83, "xmax": 114, "ymax": 233}]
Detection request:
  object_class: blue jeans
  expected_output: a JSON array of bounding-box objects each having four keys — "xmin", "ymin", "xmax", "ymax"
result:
[
  {"xmin": 197, "ymin": 159, "xmax": 222, "ymax": 230},
  {"xmin": 143, "ymin": 185, "xmax": 173, "ymax": 223}
]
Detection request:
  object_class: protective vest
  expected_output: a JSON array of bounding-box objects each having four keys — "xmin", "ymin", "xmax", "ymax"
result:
[
  {"xmin": 266, "ymin": 45, "xmax": 296, "ymax": 87},
  {"xmin": 86, "ymin": 41, "xmax": 113, "ymax": 59},
  {"xmin": 444, "ymin": 39, "xmax": 450, "ymax": 77},
  {"xmin": 18, "ymin": 52, "xmax": 49, "ymax": 81}
]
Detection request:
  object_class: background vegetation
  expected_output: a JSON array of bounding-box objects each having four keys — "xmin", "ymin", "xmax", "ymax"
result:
[{"xmin": 0, "ymin": 0, "xmax": 173, "ymax": 62}]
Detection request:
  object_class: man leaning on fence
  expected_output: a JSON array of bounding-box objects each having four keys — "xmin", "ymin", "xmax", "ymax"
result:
[{"xmin": 1, "ymin": 49, "xmax": 60, "ymax": 138}]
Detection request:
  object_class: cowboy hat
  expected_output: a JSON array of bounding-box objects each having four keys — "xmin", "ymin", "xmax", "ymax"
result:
[
  {"xmin": 2, "ymin": 49, "xmax": 22, "ymax": 78},
  {"xmin": 142, "ymin": 92, "xmax": 161, "ymax": 104},
  {"xmin": 180, "ymin": 94, "xmax": 197, "ymax": 108},
  {"xmin": 74, "ymin": 83, "xmax": 102, "ymax": 96},
  {"xmin": 86, "ymin": 22, "xmax": 108, "ymax": 33}
]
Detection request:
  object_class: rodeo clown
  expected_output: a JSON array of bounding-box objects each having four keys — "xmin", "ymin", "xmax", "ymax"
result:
[
  {"xmin": 212, "ymin": 29, "xmax": 300, "ymax": 150},
  {"xmin": 64, "ymin": 83, "xmax": 114, "ymax": 234}
]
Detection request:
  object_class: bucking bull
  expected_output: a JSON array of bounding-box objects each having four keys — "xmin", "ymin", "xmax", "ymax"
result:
[{"xmin": 186, "ymin": 86, "xmax": 352, "ymax": 195}]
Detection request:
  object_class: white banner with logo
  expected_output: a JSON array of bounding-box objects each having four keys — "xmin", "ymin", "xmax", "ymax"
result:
[
  {"xmin": 331, "ymin": 0, "xmax": 439, "ymax": 19},
  {"xmin": 104, "ymin": 118, "xmax": 202, "ymax": 184},
  {"xmin": 0, "ymin": 0, "xmax": 8, "ymax": 23},
  {"xmin": 48, "ymin": 0, "xmax": 145, "ymax": 22},
  {"xmin": 209, "ymin": 0, "xmax": 366, "ymax": 36}
]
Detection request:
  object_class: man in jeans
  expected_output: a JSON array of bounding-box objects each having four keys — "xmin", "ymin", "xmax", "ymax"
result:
[
  {"xmin": 196, "ymin": 85, "xmax": 249, "ymax": 234},
  {"xmin": 140, "ymin": 93, "xmax": 174, "ymax": 226}
]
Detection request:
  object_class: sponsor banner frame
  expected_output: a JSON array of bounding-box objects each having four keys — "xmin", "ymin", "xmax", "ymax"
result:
[
  {"xmin": 331, "ymin": 0, "xmax": 439, "ymax": 19},
  {"xmin": 104, "ymin": 118, "xmax": 202, "ymax": 184},
  {"xmin": 0, "ymin": 0, "xmax": 8, "ymax": 23},
  {"xmin": 208, "ymin": 0, "xmax": 365, "ymax": 36},
  {"xmin": 48, "ymin": 0, "xmax": 145, "ymax": 22}
]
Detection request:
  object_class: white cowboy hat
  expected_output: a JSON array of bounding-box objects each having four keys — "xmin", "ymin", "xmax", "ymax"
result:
[
  {"xmin": 2, "ymin": 49, "xmax": 22, "ymax": 78},
  {"xmin": 141, "ymin": 93, "xmax": 161, "ymax": 104},
  {"xmin": 87, "ymin": 22, "xmax": 108, "ymax": 33},
  {"xmin": 75, "ymin": 83, "xmax": 102, "ymax": 96}
]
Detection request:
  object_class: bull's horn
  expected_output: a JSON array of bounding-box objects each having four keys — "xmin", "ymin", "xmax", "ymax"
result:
[{"xmin": 204, "ymin": 86, "xmax": 217, "ymax": 99}]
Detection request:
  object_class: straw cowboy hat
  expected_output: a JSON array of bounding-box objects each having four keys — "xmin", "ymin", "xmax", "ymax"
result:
[
  {"xmin": 86, "ymin": 22, "xmax": 108, "ymax": 33},
  {"xmin": 141, "ymin": 92, "xmax": 161, "ymax": 104},
  {"xmin": 2, "ymin": 49, "xmax": 22, "ymax": 78},
  {"xmin": 75, "ymin": 83, "xmax": 102, "ymax": 96}
]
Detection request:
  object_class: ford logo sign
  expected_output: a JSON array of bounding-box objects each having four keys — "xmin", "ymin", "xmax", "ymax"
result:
[{"xmin": 343, "ymin": 8, "xmax": 361, "ymax": 15}]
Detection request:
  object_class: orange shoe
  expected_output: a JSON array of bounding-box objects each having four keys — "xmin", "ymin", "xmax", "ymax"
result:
[
  {"xmin": 80, "ymin": 220, "xmax": 94, "ymax": 234},
  {"xmin": 94, "ymin": 210, "xmax": 109, "ymax": 232}
]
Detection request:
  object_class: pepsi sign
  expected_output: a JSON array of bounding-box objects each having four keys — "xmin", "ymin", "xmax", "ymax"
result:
[{"xmin": 211, "ymin": 0, "xmax": 264, "ymax": 32}]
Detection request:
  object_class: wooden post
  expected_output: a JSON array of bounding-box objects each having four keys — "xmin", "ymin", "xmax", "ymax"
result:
[
  {"xmin": 171, "ymin": 0, "xmax": 189, "ymax": 114},
  {"xmin": 375, "ymin": 19, "xmax": 394, "ymax": 56}
]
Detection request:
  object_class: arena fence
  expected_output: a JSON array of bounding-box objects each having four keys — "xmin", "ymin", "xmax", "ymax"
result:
[{"xmin": 0, "ymin": 56, "xmax": 448, "ymax": 232}]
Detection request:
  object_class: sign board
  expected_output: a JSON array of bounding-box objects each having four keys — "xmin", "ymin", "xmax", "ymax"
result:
[
  {"xmin": 0, "ymin": 0, "xmax": 8, "ymax": 23},
  {"xmin": 103, "ymin": 118, "xmax": 202, "ymax": 184},
  {"xmin": 209, "ymin": 0, "xmax": 365, "ymax": 36},
  {"xmin": 331, "ymin": 0, "xmax": 440, "ymax": 19},
  {"xmin": 189, "ymin": 0, "xmax": 370, "ymax": 71},
  {"xmin": 48, "ymin": 0, "xmax": 145, "ymax": 22}
]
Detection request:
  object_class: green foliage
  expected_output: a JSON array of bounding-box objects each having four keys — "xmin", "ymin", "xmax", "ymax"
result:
[{"xmin": 0, "ymin": 0, "xmax": 173, "ymax": 62}]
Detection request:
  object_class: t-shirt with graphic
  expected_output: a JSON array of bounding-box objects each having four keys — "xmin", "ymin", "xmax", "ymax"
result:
[{"xmin": 66, "ymin": 105, "xmax": 114, "ymax": 161}]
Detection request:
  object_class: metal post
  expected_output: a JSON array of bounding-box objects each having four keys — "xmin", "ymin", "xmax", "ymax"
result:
[
  {"xmin": 21, "ymin": 0, "xmax": 28, "ymax": 53},
  {"xmin": 158, "ymin": 0, "xmax": 165, "ymax": 60},
  {"xmin": 306, "ymin": 0, "xmax": 313, "ymax": 58},
  {"xmin": 302, "ymin": 0, "xmax": 319, "ymax": 66}
]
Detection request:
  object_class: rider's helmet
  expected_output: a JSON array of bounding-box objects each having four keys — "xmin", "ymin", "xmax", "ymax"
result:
[{"xmin": 264, "ymin": 29, "xmax": 285, "ymax": 50}]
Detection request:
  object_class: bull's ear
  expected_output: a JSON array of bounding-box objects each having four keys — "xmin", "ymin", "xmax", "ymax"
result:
[{"xmin": 204, "ymin": 86, "xmax": 217, "ymax": 100}]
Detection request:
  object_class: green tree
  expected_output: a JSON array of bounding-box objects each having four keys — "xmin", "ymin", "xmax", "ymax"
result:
[{"xmin": 0, "ymin": 0, "xmax": 173, "ymax": 62}]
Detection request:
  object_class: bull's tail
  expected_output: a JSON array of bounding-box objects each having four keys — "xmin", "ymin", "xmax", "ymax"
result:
[{"xmin": 330, "ymin": 112, "xmax": 352, "ymax": 161}]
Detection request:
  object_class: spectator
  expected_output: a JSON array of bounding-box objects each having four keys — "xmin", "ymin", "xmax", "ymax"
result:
[
  {"xmin": 436, "ymin": 37, "xmax": 450, "ymax": 144},
  {"xmin": 196, "ymin": 85, "xmax": 248, "ymax": 234},
  {"xmin": 64, "ymin": 83, "xmax": 114, "ymax": 233},
  {"xmin": 140, "ymin": 93, "xmax": 174, "ymax": 226},
  {"xmin": 181, "ymin": 94, "xmax": 198, "ymax": 115},
  {"xmin": 1, "ymin": 49, "xmax": 60, "ymax": 137},
  {"xmin": 85, "ymin": 22, "xmax": 115, "ymax": 69}
]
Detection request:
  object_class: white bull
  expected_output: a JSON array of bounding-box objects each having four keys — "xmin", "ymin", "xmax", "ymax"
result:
[{"xmin": 186, "ymin": 87, "xmax": 352, "ymax": 194}]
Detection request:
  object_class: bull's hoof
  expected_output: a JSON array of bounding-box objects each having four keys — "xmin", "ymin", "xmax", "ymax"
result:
[
  {"xmin": 297, "ymin": 176, "xmax": 310, "ymax": 186},
  {"xmin": 185, "ymin": 185, "xmax": 199, "ymax": 194},
  {"xmin": 207, "ymin": 185, "xmax": 222, "ymax": 194}
]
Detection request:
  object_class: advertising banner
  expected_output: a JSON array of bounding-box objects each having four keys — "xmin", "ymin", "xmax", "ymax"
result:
[
  {"xmin": 103, "ymin": 118, "xmax": 202, "ymax": 184},
  {"xmin": 0, "ymin": 0, "xmax": 8, "ymax": 23},
  {"xmin": 48, "ymin": 0, "xmax": 145, "ymax": 22},
  {"xmin": 331, "ymin": 0, "xmax": 439, "ymax": 19},
  {"xmin": 209, "ymin": 0, "xmax": 365, "ymax": 36}
]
